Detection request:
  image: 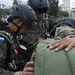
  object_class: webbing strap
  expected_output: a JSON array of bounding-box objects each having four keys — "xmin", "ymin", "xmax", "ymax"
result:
[
  {"xmin": 0, "ymin": 31, "xmax": 12, "ymax": 46},
  {"xmin": 0, "ymin": 31, "xmax": 14, "ymax": 63}
]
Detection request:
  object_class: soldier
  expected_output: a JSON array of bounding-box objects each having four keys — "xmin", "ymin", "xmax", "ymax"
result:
[
  {"xmin": 19, "ymin": 0, "xmax": 49, "ymax": 64},
  {"xmin": 28, "ymin": 0, "xmax": 49, "ymax": 39},
  {"xmin": 0, "ymin": 3, "xmax": 37, "ymax": 75}
]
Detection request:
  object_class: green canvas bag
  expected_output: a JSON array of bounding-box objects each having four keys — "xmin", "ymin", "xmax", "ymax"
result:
[{"xmin": 34, "ymin": 38, "xmax": 75, "ymax": 75}]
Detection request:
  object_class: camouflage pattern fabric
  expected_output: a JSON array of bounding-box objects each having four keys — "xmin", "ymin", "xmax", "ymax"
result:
[
  {"xmin": 54, "ymin": 25, "xmax": 75, "ymax": 40},
  {"xmin": 0, "ymin": 28, "xmax": 39, "ymax": 75},
  {"xmin": 18, "ymin": 30, "xmax": 39, "ymax": 61},
  {"xmin": 36, "ymin": 20, "xmax": 50, "ymax": 39},
  {"xmin": 24, "ymin": 19, "xmax": 49, "ymax": 62},
  {"xmin": 36, "ymin": 21, "xmax": 45, "ymax": 38},
  {"xmin": 0, "ymin": 30, "xmax": 16, "ymax": 75},
  {"xmin": 48, "ymin": 17, "xmax": 63, "ymax": 37}
]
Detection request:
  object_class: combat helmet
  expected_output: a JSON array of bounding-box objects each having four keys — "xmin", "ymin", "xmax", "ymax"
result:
[
  {"xmin": 8, "ymin": 3, "xmax": 37, "ymax": 26},
  {"xmin": 28, "ymin": 0, "xmax": 49, "ymax": 13}
]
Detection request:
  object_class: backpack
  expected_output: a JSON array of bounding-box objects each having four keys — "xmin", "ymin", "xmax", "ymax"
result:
[{"xmin": 34, "ymin": 38, "xmax": 75, "ymax": 75}]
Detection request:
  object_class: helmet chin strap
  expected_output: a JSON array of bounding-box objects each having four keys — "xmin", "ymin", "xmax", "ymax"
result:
[{"xmin": 11, "ymin": 21, "xmax": 24, "ymax": 34}]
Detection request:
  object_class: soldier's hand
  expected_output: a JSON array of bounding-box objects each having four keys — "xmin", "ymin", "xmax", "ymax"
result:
[
  {"xmin": 22, "ymin": 61, "xmax": 34, "ymax": 75},
  {"xmin": 49, "ymin": 38, "xmax": 75, "ymax": 51}
]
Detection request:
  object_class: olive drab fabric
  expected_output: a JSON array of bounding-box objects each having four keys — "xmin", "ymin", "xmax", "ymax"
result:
[{"xmin": 34, "ymin": 38, "xmax": 75, "ymax": 75}]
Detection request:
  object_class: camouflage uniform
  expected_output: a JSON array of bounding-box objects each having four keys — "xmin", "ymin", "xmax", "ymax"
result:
[
  {"xmin": 22, "ymin": 20, "xmax": 48, "ymax": 44},
  {"xmin": 37, "ymin": 21, "xmax": 46, "ymax": 38},
  {"xmin": 0, "ymin": 27, "xmax": 37, "ymax": 75},
  {"xmin": 19, "ymin": 30, "xmax": 39, "ymax": 60},
  {"xmin": 21, "ymin": 20, "xmax": 49, "ymax": 63},
  {"xmin": 34, "ymin": 18, "xmax": 50, "ymax": 39},
  {"xmin": 53, "ymin": 18, "xmax": 75, "ymax": 39},
  {"xmin": 55, "ymin": 25, "xmax": 75, "ymax": 39}
]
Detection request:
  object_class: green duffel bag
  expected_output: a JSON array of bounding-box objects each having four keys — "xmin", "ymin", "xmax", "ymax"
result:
[{"xmin": 34, "ymin": 38, "xmax": 75, "ymax": 75}]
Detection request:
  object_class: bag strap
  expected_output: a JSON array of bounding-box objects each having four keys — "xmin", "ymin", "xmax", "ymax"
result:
[
  {"xmin": 0, "ymin": 31, "xmax": 12, "ymax": 45},
  {"xmin": 0, "ymin": 31, "xmax": 14, "ymax": 63}
]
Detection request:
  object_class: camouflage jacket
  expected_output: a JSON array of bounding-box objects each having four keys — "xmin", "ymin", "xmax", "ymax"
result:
[
  {"xmin": 0, "ymin": 27, "xmax": 38, "ymax": 75},
  {"xmin": 35, "ymin": 20, "xmax": 49, "ymax": 39},
  {"xmin": 18, "ymin": 30, "xmax": 39, "ymax": 62},
  {"xmin": 54, "ymin": 25, "xmax": 75, "ymax": 40}
]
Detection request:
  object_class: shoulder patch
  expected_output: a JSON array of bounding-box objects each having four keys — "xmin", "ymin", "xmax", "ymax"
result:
[{"xmin": 0, "ymin": 36, "xmax": 5, "ymax": 42}]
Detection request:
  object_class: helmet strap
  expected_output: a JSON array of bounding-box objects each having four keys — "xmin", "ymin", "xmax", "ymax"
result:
[
  {"xmin": 12, "ymin": 21, "xmax": 20, "ymax": 28},
  {"xmin": 15, "ymin": 23, "xmax": 24, "ymax": 34},
  {"xmin": 11, "ymin": 21, "xmax": 24, "ymax": 34}
]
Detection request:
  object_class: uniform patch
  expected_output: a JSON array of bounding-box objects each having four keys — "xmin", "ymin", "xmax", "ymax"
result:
[{"xmin": 0, "ymin": 36, "xmax": 5, "ymax": 42}]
